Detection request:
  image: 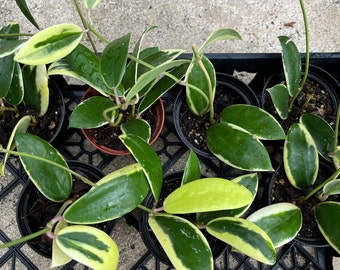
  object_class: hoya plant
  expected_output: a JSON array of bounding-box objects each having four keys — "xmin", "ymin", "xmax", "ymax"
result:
[{"xmin": 142, "ymin": 150, "xmax": 302, "ymax": 269}]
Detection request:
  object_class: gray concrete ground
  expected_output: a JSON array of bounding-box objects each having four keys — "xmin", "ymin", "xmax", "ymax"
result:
[{"xmin": 0, "ymin": 0, "xmax": 339, "ymax": 269}]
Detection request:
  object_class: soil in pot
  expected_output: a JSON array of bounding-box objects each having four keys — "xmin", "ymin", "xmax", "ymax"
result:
[
  {"xmin": 17, "ymin": 161, "xmax": 115, "ymax": 257},
  {"xmin": 139, "ymin": 172, "xmax": 226, "ymax": 266},
  {"xmin": 174, "ymin": 73, "xmax": 258, "ymax": 157},
  {"xmin": 0, "ymin": 79, "xmax": 65, "ymax": 146},
  {"xmin": 269, "ymin": 162, "xmax": 339, "ymax": 246}
]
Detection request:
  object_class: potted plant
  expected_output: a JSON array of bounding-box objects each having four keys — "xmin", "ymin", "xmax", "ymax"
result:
[{"xmin": 46, "ymin": 0, "xmax": 189, "ymax": 155}]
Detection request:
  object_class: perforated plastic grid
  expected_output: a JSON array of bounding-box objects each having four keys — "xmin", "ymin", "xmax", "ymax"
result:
[{"xmin": 1, "ymin": 53, "xmax": 339, "ymax": 269}]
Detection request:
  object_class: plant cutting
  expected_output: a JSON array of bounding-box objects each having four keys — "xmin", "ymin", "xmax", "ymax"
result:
[
  {"xmin": 139, "ymin": 150, "xmax": 302, "ymax": 268},
  {"xmin": 46, "ymin": 0, "xmax": 189, "ymax": 155}
]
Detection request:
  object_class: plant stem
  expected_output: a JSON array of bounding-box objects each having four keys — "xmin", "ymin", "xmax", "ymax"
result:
[
  {"xmin": 0, "ymin": 148, "xmax": 97, "ymax": 187},
  {"xmin": 0, "ymin": 33, "xmax": 33, "ymax": 38},
  {"xmin": 289, "ymin": 0, "xmax": 309, "ymax": 109},
  {"xmin": 137, "ymin": 204, "xmax": 152, "ymax": 213}
]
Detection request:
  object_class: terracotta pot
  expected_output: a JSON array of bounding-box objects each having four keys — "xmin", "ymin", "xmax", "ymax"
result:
[
  {"xmin": 173, "ymin": 73, "xmax": 259, "ymax": 158},
  {"xmin": 16, "ymin": 161, "xmax": 115, "ymax": 258},
  {"xmin": 138, "ymin": 172, "xmax": 226, "ymax": 266},
  {"xmin": 81, "ymin": 87, "xmax": 165, "ymax": 155}
]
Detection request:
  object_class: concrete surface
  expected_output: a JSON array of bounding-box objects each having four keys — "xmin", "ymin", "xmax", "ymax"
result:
[{"xmin": 0, "ymin": 0, "xmax": 339, "ymax": 269}]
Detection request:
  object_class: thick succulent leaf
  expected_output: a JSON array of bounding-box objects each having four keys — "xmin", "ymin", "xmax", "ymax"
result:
[
  {"xmin": 315, "ymin": 202, "xmax": 340, "ymax": 253},
  {"xmin": 125, "ymin": 59, "xmax": 188, "ymax": 102},
  {"xmin": 101, "ymin": 34, "xmax": 130, "ymax": 88},
  {"xmin": 22, "ymin": 65, "xmax": 49, "ymax": 116},
  {"xmin": 198, "ymin": 29, "xmax": 242, "ymax": 54},
  {"xmin": 84, "ymin": 0, "xmax": 102, "ymax": 10},
  {"xmin": 207, "ymin": 217, "xmax": 276, "ymax": 265},
  {"xmin": 5, "ymin": 62, "xmax": 24, "ymax": 105},
  {"xmin": 186, "ymin": 55, "xmax": 215, "ymax": 116},
  {"xmin": 14, "ymin": 23, "xmax": 83, "ymax": 65},
  {"xmin": 149, "ymin": 215, "xmax": 213, "ymax": 270},
  {"xmin": 300, "ymin": 114, "xmax": 335, "ymax": 161},
  {"xmin": 323, "ymin": 179, "xmax": 340, "ymax": 196},
  {"xmin": 220, "ymin": 104, "xmax": 285, "ymax": 140},
  {"xmin": 163, "ymin": 178, "xmax": 253, "ymax": 214},
  {"xmin": 247, "ymin": 203, "xmax": 302, "ymax": 248},
  {"xmin": 0, "ymin": 115, "xmax": 31, "ymax": 176},
  {"xmin": 15, "ymin": 0, "xmax": 40, "ymax": 29},
  {"xmin": 207, "ymin": 123, "xmax": 274, "ymax": 171},
  {"xmin": 266, "ymin": 84, "xmax": 290, "ymax": 119},
  {"xmin": 56, "ymin": 225, "xmax": 119, "ymax": 270},
  {"xmin": 64, "ymin": 164, "xmax": 149, "ymax": 223},
  {"xmin": 278, "ymin": 35, "xmax": 301, "ymax": 97},
  {"xmin": 69, "ymin": 96, "xmax": 114, "ymax": 129},
  {"xmin": 119, "ymin": 134, "xmax": 162, "ymax": 201},
  {"xmin": 15, "ymin": 133, "xmax": 72, "ymax": 202},
  {"xmin": 334, "ymin": 146, "xmax": 340, "ymax": 169},
  {"xmin": 196, "ymin": 173, "xmax": 258, "ymax": 224},
  {"xmin": 284, "ymin": 123, "xmax": 318, "ymax": 189},
  {"xmin": 0, "ymin": 39, "xmax": 26, "ymax": 58},
  {"xmin": 51, "ymin": 220, "xmax": 72, "ymax": 268},
  {"xmin": 120, "ymin": 119, "xmax": 151, "ymax": 143},
  {"xmin": 181, "ymin": 150, "xmax": 201, "ymax": 185},
  {"xmin": 138, "ymin": 62, "xmax": 189, "ymax": 114},
  {"xmin": 67, "ymin": 44, "xmax": 113, "ymax": 96}
]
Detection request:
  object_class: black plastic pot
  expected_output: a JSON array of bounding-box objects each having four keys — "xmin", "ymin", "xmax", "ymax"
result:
[
  {"xmin": 268, "ymin": 160, "xmax": 337, "ymax": 247},
  {"xmin": 262, "ymin": 64, "xmax": 339, "ymax": 128},
  {"xmin": 173, "ymin": 73, "xmax": 259, "ymax": 158},
  {"xmin": 16, "ymin": 160, "xmax": 115, "ymax": 258},
  {"xmin": 138, "ymin": 172, "xmax": 226, "ymax": 266}
]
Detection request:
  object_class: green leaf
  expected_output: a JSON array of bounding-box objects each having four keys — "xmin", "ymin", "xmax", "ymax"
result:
[
  {"xmin": 323, "ymin": 179, "xmax": 340, "ymax": 196},
  {"xmin": 56, "ymin": 225, "xmax": 119, "ymax": 270},
  {"xmin": 120, "ymin": 119, "xmax": 151, "ymax": 143},
  {"xmin": 207, "ymin": 217, "xmax": 276, "ymax": 265},
  {"xmin": 284, "ymin": 123, "xmax": 318, "ymax": 189},
  {"xmin": 207, "ymin": 123, "xmax": 274, "ymax": 171},
  {"xmin": 22, "ymin": 65, "xmax": 49, "ymax": 116},
  {"xmin": 138, "ymin": 62, "xmax": 189, "ymax": 114},
  {"xmin": 15, "ymin": 0, "xmax": 40, "ymax": 29},
  {"xmin": 196, "ymin": 173, "xmax": 258, "ymax": 224},
  {"xmin": 119, "ymin": 134, "xmax": 163, "ymax": 201},
  {"xmin": 64, "ymin": 164, "xmax": 149, "ymax": 223},
  {"xmin": 300, "ymin": 114, "xmax": 335, "ymax": 161},
  {"xmin": 69, "ymin": 96, "xmax": 115, "ymax": 129},
  {"xmin": 125, "ymin": 59, "xmax": 188, "ymax": 102},
  {"xmin": 247, "ymin": 203, "xmax": 302, "ymax": 248},
  {"xmin": 315, "ymin": 202, "xmax": 340, "ymax": 253},
  {"xmin": 333, "ymin": 146, "xmax": 340, "ymax": 169},
  {"xmin": 84, "ymin": 0, "xmax": 102, "ymax": 10},
  {"xmin": 164, "ymin": 178, "xmax": 253, "ymax": 214},
  {"xmin": 149, "ymin": 215, "xmax": 213, "ymax": 270},
  {"xmin": 199, "ymin": 29, "xmax": 242, "ymax": 54},
  {"xmin": 186, "ymin": 55, "xmax": 215, "ymax": 116},
  {"xmin": 15, "ymin": 133, "xmax": 72, "ymax": 202},
  {"xmin": 0, "ymin": 39, "xmax": 26, "ymax": 58},
  {"xmin": 14, "ymin": 23, "xmax": 83, "ymax": 65},
  {"xmin": 278, "ymin": 36, "xmax": 301, "ymax": 97},
  {"xmin": 266, "ymin": 84, "xmax": 290, "ymax": 120},
  {"xmin": 181, "ymin": 150, "xmax": 201, "ymax": 185},
  {"xmin": 4, "ymin": 62, "xmax": 24, "ymax": 105},
  {"xmin": 51, "ymin": 220, "xmax": 72, "ymax": 268},
  {"xmin": 101, "ymin": 34, "xmax": 130, "ymax": 88},
  {"xmin": 220, "ymin": 104, "xmax": 285, "ymax": 140},
  {"xmin": 0, "ymin": 115, "xmax": 31, "ymax": 176}
]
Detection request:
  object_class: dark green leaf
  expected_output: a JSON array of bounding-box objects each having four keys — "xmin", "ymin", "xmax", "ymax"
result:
[
  {"xmin": 266, "ymin": 84, "xmax": 290, "ymax": 120},
  {"xmin": 121, "ymin": 119, "xmax": 151, "ymax": 142},
  {"xmin": 15, "ymin": 0, "xmax": 40, "ymax": 29}
]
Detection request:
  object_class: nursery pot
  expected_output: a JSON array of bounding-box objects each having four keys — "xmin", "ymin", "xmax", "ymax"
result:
[
  {"xmin": 173, "ymin": 73, "xmax": 259, "ymax": 158},
  {"xmin": 138, "ymin": 172, "xmax": 226, "ymax": 266},
  {"xmin": 81, "ymin": 87, "xmax": 165, "ymax": 155},
  {"xmin": 0, "ymin": 77, "xmax": 66, "ymax": 147},
  {"xmin": 262, "ymin": 64, "xmax": 339, "ymax": 130},
  {"xmin": 268, "ymin": 160, "xmax": 338, "ymax": 247},
  {"xmin": 16, "ymin": 160, "xmax": 115, "ymax": 258}
]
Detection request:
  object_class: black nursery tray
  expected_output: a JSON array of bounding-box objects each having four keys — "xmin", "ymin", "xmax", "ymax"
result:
[{"xmin": 0, "ymin": 53, "xmax": 339, "ymax": 270}]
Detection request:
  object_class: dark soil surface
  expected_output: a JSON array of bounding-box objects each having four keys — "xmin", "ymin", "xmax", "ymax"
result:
[
  {"xmin": 178, "ymin": 85, "xmax": 250, "ymax": 154},
  {"xmin": 0, "ymin": 82, "xmax": 63, "ymax": 147},
  {"xmin": 86, "ymin": 104, "xmax": 158, "ymax": 151},
  {"xmin": 269, "ymin": 164, "xmax": 339, "ymax": 241}
]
